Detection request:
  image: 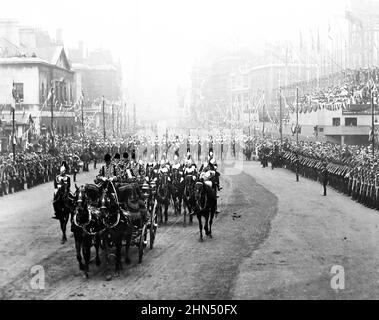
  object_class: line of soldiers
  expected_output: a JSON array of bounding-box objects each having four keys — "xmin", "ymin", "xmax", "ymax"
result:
[{"xmin": 252, "ymin": 136, "xmax": 379, "ymax": 207}]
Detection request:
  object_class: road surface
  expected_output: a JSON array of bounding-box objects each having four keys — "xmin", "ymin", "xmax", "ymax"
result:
[{"xmin": 0, "ymin": 161, "xmax": 378, "ymax": 299}]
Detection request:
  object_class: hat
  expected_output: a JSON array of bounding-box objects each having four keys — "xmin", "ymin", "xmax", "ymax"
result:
[
  {"xmin": 104, "ymin": 153, "xmax": 111, "ymax": 162},
  {"xmin": 114, "ymin": 153, "xmax": 121, "ymax": 159},
  {"xmin": 123, "ymin": 152, "xmax": 129, "ymax": 159}
]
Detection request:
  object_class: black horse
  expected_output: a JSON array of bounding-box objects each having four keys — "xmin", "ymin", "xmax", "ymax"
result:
[
  {"xmin": 53, "ymin": 184, "xmax": 75, "ymax": 244},
  {"xmin": 71, "ymin": 185, "xmax": 102, "ymax": 278},
  {"xmin": 182, "ymin": 174, "xmax": 196, "ymax": 226},
  {"xmin": 156, "ymin": 172, "xmax": 171, "ymax": 224},
  {"xmin": 194, "ymin": 180, "xmax": 217, "ymax": 241},
  {"xmin": 171, "ymin": 169, "xmax": 184, "ymax": 216},
  {"xmin": 99, "ymin": 182, "xmax": 133, "ymax": 281}
]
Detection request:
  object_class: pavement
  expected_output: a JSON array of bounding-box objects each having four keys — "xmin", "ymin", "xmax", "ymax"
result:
[
  {"xmin": 1, "ymin": 160, "xmax": 379, "ymax": 299},
  {"xmin": 233, "ymin": 161, "xmax": 379, "ymax": 299}
]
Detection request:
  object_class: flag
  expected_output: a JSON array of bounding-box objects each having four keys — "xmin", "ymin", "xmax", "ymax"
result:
[
  {"xmin": 328, "ymin": 21, "xmax": 333, "ymax": 41},
  {"xmin": 369, "ymin": 129, "xmax": 374, "ymax": 142},
  {"xmin": 47, "ymin": 86, "xmax": 53, "ymax": 101},
  {"xmin": 310, "ymin": 28, "xmax": 315, "ymax": 51},
  {"xmin": 299, "ymin": 29, "xmax": 303, "ymax": 51}
]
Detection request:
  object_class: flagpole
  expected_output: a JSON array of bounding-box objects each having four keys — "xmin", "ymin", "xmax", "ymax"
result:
[
  {"xmin": 296, "ymin": 87, "xmax": 299, "ymax": 146},
  {"xmin": 102, "ymin": 96, "xmax": 106, "ymax": 140},
  {"xmin": 279, "ymin": 87, "xmax": 283, "ymax": 146},
  {"xmin": 81, "ymin": 92, "xmax": 85, "ymax": 136},
  {"xmin": 372, "ymin": 89, "xmax": 375, "ymax": 157},
  {"xmin": 12, "ymin": 98, "xmax": 15, "ymax": 161},
  {"xmin": 50, "ymin": 85, "xmax": 54, "ymax": 150}
]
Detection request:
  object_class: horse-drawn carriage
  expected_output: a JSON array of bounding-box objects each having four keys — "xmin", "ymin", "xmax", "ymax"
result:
[{"xmin": 65, "ymin": 177, "xmax": 158, "ymax": 279}]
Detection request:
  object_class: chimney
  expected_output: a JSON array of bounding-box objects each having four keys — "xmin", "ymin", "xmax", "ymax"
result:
[{"xmin": 56, "ymin": 28, "xmax": 63, "ymax": 45}]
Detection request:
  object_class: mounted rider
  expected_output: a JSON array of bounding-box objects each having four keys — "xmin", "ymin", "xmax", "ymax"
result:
[
  {"xmin": 199, "ymin": 149, "xmax": 221, "ymax": 214},
  {"xmin": 52, "ymin": 162, "xmax": 71, "ymax": 219}
]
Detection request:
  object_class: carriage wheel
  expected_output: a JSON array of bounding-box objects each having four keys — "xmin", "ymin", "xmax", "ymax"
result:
[
  {"xmin": 150, "ymin": 200, "xmax": 158, "ymax": 250},
  {"xmin": 138, "ymin": 224, "xmax": 148, "ymax": 263}
]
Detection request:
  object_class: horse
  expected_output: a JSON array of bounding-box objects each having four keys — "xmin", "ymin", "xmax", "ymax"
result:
[
  {"xmin": 71, "ymin": 185, "xmax": 103, "ymax": 278},
  {"xmin": 182, "ymin": 174, "xmax": 196, "ymax": 226},
  {"xmin": 171, "ymin": 169, "xmax": 184, "ymax": 217},
  {"xmin": 194, "ymin": 179, "xmax": 217, "ymax": 241},
  {"xmin": 53, "ymin": 183, "xmax": 75, "ymax": 244},
  {"xmin": 156, "ymin": 172, "xmax": 171, "ymax": 224},
  {"xmin": 99, "ymin": 181, "xmax": 133, "ymax": 281}
]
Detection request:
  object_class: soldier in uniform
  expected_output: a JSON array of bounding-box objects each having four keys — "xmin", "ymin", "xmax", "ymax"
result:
[{"xmin": 320, "ymin": 161, "xmax": 328, "ymax": 196}]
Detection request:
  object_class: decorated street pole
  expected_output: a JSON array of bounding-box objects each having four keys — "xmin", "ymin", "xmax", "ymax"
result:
[
  {"xmin": 102, "ymin": 95, "xmax": 106, "ymax": 140},
  {"xmin": 296, "ymin": 87, "xmax": 299, "ymax": 146},
  {"xmin": 371, "ymin": 89, "xmax": 375, "ymax": 157},
  {"xmin": 279, "ymin": 87, "xmax": 283, "ymax": 146}
]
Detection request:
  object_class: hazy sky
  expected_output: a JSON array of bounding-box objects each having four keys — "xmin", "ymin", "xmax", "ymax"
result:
[{"xmin": 1, "ymin": 0, "xmax": 349, "ymax": 118}]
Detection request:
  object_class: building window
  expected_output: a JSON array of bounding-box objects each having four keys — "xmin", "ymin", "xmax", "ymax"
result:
[
  {"xmin": 332, "ymin": 118, "xmax": 340, "ymax": 126},
  {"xmin": 345, "ymin": 118, "xmax": 357, "ymax": 126},
  {"xmin": 13, "ymin": 83, "xmax": 24, "ymax": 102}
]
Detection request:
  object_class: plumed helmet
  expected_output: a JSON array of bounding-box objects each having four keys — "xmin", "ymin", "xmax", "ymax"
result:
[{"xmin": 60, "ymin": 165, "xmax": 66, "ymax": 174}]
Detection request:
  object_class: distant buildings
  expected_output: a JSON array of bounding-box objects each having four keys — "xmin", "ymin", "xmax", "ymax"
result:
[
  {"xmin": 190, "ymin": 47, "xmax": 316, "ymax": 130},
  {"xmin": 0, "ymin": 20, "xmax": 77, "ymax": 151},
  {"xmin": 0, "ymin": 19, "xmax": 124, "ymax": 152}
]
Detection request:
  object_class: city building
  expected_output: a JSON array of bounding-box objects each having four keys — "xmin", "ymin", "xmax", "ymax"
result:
[{"xmin": 0, "ymin": 20, "xmax": 78, "ymax": 151}]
